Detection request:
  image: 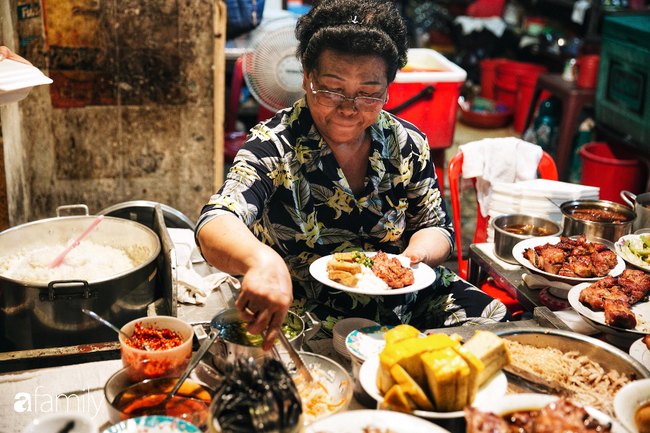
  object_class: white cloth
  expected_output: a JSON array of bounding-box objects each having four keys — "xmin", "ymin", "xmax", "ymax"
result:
[
  {"xmin": 168, "ymin": 228, "xmax": 241, "ymax": 305},
  {"xmin": 453, "ymin": 16, "xmax": 507, "ymax": 37},
  {"xmin": 459, "ymin": 138, "xmax": 543, "ymax": 218}
]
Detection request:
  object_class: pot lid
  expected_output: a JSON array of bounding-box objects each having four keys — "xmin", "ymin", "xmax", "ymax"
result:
[{"xmin": 99, "ymin": 201, "xmax": 195, "ymax": 231}]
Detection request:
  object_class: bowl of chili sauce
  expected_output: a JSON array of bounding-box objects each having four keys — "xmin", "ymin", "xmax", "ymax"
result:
[{"xmin": 119, "ymin": 316, "xmax": 193, "ymax": 378}]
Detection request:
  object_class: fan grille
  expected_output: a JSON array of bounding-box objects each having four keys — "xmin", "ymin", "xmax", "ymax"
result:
[{"xmin": 243, "ymin": 17, "xmax": 305, "ymax": 112}]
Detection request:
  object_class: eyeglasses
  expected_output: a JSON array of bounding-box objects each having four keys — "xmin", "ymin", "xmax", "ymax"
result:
[{"xmin": 309, "ymin": 81, "xmax": 388, "ymax": 112}]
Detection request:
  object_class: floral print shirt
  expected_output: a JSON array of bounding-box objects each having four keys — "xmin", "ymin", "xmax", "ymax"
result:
[{"xmin": 196, "ymin": 99, "xmax": 455, "ymax": 331}]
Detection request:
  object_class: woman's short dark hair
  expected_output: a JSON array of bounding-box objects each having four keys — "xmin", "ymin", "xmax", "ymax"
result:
[{"xmin": 295, "ymin": 0, "xmax": 408, "ymax": 83}]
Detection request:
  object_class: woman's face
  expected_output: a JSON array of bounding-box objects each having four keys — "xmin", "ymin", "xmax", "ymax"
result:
[{"xmin": 302, "ymin": 50, "xmax": 388, "ymax": 147}]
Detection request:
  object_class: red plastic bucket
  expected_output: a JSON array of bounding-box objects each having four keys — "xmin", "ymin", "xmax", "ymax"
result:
[
  {"xmin": 494, "ymin": 78, "xmax": 517, "ymax": 108},
  {"xmin": 480, "ymin": 58, "xmax": 509, "ymax": 100},
  {"xmin": 514, "ymin": 73, "xmax": 541, "ymax": 133},
  {"xmin": 578, "ymin": 142, "xmax": 648, "ymax": 204}
]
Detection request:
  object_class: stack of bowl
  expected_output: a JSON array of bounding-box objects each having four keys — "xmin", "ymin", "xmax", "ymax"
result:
[{"xmin": 332, "ymin": 318, "xmax": 377, "ymax": 360}]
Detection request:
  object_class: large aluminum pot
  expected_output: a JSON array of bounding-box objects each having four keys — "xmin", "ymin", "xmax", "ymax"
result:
[
  {"xmin": 621, "ymin": 191, "xmax": 650, "ymax": 232},
  {"xmin": 208, "ymin": 308, "xmax": 320, "ymax": 372},
  {"xmin": 0, "ymin": 210, "xmax": 161, "ymax": 351},
  {"xmin": 492, "ymin": 214, "xmax": 563, "ymax": 264},
  {"xmin": 561, "ymin": 199, "xmax": 636, "ymax": 243}
]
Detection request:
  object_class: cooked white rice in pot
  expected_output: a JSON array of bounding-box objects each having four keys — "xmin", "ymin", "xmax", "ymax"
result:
[{"xmin": 0, "ymin": 239, "xmax": 136, "ymax": 283}]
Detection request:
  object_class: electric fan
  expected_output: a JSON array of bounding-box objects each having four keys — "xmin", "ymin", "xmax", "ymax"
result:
[{"xmin": 242, "ymin": 15, "xmax": 305, "ymax": 112}]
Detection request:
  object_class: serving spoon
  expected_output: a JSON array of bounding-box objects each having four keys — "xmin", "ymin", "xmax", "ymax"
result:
[
  {"xmin": 48, "ymin": 215, "xmax": 104, "ymax": 268},
  {"xmin": 81, "ymin": 309, "xmax": 153, "ymax": 351}
]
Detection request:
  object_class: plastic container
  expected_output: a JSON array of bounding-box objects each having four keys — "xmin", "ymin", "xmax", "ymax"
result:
[
  {"xmin": 514, "ymin": 73, "xmax": 541, "ymax": 133},
  {"xmin": 494, "ymin": 78, "xmax": 517, "ymax": 107},
  {"xmin": 466, "ymin": 0, "xmax": 506, "ymax": 17},
  {"xmin": 480, "ymin": 59, "xmax": 508, "ymax": 99},
  {"xmin": 578, "ymin": 142, "xmax": 648, "ymax": 204},
  {"xmin": 386, "ymin": 48, "xmax": 467, "ymax": 149}
]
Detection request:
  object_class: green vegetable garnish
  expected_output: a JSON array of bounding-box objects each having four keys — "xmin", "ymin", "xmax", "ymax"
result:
[
  {"xmin": 352, "ymin": 251, "xmax": 374, "ymax": 268},
  {"xmin": 642, "ymin": 235, "xmax": 650, "ymax": 250},
  {"xmin": 219, "ymin": 321, "xmax": 300, "ymax": 347}
]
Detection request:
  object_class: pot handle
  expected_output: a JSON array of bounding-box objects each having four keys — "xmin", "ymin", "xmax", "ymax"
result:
[
  {"xmin": 40, "ymin": 280, "xmax": 96, "ymax": 301},
  {"xmin": 56, "ymin": 204, "xmax": 90, "ymax": 217},
  {"xmin": 302, "ymin": 311, "xmax": 321, "ymax": 343},
  {"xmin": 621, "ymin": 190, "xmax": 637, "ymax": 209}
]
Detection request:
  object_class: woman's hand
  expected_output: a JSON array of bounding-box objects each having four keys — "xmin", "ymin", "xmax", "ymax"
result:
[
  {"xmin": 235, "ymin": 250, "xmax": 293, "ymax": 350},
  {"xmin": 0, "ymin": 47, "xmax": 32, "ymax": 65},
  {"xmin": 402, "ymin": 228, "xmax": 451, "ymax": 268},
  {"xmin": 197, "ymin": 214, "xmax": 293, "ymax": 351}
]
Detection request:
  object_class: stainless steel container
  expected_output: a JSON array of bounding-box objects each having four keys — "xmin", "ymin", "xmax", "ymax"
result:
[
  {"xmin": 0, "ymin": 212, "xmax": 161, "ymax": 351},
  {"xmin": 208, "ymin": 308, "xmax": 320, "ymax": 371},
  {"xmin": 621, "ymin": 191, "xmax": 650, "ymax": 232},
  {"xmin": 498, "ymin": 328, "xmax": 650, "ymax": 380},
  {"xmin": 492, "ymin": 214, "xmax": 563, "ymax": 264},
  {"xmin": 561, "ymin": 199, "xmax": 636, "ymax": 243}
]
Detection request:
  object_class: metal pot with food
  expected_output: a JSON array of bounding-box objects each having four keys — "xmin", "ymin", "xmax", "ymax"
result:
[
  {"xmin": 622, "ymin": 191, "xmax": 650, "ymax": 232},
  {"xmin": 0, "ymin": 206, "xmax": 161, "ymax": 351},
  {"xmin": 561, "ymin": 199, "xmax": 636, "ymax": 243},
  {"xmin": 208, "ymin": 308, "xmax": 320, "ymax": 372},
  {"xmin": 491, "ymin": 214, "xmax": 563, "ymax": 264}
]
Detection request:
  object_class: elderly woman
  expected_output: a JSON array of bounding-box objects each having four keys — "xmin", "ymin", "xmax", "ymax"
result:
[{"xmin": 197, "ymin": 0, "xmax": 510, "ymax": 349}]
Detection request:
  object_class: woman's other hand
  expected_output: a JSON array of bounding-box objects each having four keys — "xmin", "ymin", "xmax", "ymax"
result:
[
  {"xmin": 0, "ymin": 47, "xmax": 32, "ymax": 66},
  {"xmin": 197, "ymin": 214, "xmax": 293, "ymax": 351},
  {"xmin": 402, "ymin": 228, "xmax": 451, "ymax": 268}
]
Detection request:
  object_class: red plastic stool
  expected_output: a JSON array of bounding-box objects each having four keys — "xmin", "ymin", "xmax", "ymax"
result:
[{"xmin": 523, "ymin": 74, "xmax": 596, "ymax": 181}]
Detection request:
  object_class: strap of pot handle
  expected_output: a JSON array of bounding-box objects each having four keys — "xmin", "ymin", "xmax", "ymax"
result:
[
  {"xmin": 620, "ymin": 190, "xmax": 636, "ymax": 209},
  {"xmin": 386, "ymin": 85, "xmax": 435, "ymax": 115}
]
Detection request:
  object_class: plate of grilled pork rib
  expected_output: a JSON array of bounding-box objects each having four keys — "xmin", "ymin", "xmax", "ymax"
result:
[
  {"xmin": 568, "ymin": 269, "xmax": 650, "ymax": 334},
  {"xmin": 513, "ymin": 234, "xmax": 625, "ymax": 284}
]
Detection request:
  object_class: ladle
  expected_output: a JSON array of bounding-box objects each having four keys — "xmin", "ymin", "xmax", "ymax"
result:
[
  {"xmin": 49, "ymin": 215, "xmax": 104, "ymax": 268},
  {"xmin": 143, "ymin": 330, "xmax": 219, "ymax": 414},
  {"xmin": 81, "ymin": 309, "xmax": 153, "ymax": 351}
]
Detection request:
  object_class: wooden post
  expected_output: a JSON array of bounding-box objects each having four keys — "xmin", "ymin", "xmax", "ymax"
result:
[
  {"xmin": 213, "ymin": 0, "xmax": 227, "ymax": 192},
  {"xmin": 0, "ymin": 0, "xmax": 30, "ymax": 227}
]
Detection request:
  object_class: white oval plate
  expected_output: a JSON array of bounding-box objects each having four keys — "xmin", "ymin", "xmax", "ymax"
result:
[
  {"xmin": 614, "ymin": 378, "xmax": 650, "ymax": 433},
  {"xmin": 358, "ymin": 354, "xmax": 508, "ymax": 419},
  {"xmin": 304, "ymin": 409, "xmax": 451, "ymax": 433},
  {"xmin": 630, "ymin": 338, "xmax": 650, "ymax": 370},
  {"xmin": 615, "ymin": 234, "xmax": 650, "ymax": 273},
  {"xmin": 568, "ymin": 283, "xmax": 650, "ymax": 335},
  {"xmin": 475, "ymin": 393, "xmax": 627, "ymax": 433},
  {"xmin": 513, "ymin": 236, "xmax": 625, "ymax": 283},
  {"xmin": 309, "ymin": 252, "xmax": 436, "ymax": 295}
]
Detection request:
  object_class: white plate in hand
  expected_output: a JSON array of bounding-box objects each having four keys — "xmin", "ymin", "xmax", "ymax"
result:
[
  {"xmin": 568, "ymin": 283, "xmax": 650, "ymax": 335},
  {"xmin": 513, "ymin": 236, "xmax": 625, "ymax": 284},
  {"xmin": 0, "ymin": 59, "xmax": 52, "ymax": 105},
  {"xmin": 309, "ymin": 252, "xmax": 436, "ymax": 296},
  {"xmin": 358, "ymin": 354, "xmax": 508, "ymax": 419}
]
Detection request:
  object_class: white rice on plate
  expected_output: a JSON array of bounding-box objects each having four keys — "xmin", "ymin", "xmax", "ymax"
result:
[
  {"xmin": 354, "ymin": 266, "xmax": 390, "ymax": 291},
  {"xmin": 0, "ymin": 240, "xmax": 135, "ymax": 283}
]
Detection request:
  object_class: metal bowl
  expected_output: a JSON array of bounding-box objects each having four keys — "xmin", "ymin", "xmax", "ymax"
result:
[
  {"xmin": 561, "ymin": 199, "xmax": 636, "ymax": 243},
  {"xmin": 492, "ymin": 214, "xmax": 563, "ymax": 264},
  {"xmin": 497, "ymin": 328, "xmax": 650, "ymax": 381}
]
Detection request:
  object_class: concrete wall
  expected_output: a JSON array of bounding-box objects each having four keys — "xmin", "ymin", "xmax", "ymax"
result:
[{"xmin": 2, "ymin": 0, "xmax": 217, "ymax": 225}]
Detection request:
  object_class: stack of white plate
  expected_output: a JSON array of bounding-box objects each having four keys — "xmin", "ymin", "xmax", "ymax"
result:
[
  {"xmin": 487, "ymin": 179, "xmax": 600, "ymax": 242},
  {"xmin": 332, "ymin": 317, "xmax": 377, "ymax": 360}
]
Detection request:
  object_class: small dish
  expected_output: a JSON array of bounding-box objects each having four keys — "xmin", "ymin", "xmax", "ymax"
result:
[
  {"xmin": 345, "ymin": 325, "xmax": 426, "ymax": 362},
  {"xmin": 614, "ymin": 378, "xmax": 650, "ymax": 433},
  {"xmin": 358, "ymin": 354, "xmax": 508, "ymax": 419},
  {"xmin": 21, "ymin": 413, "xmax": 95, "ymax": 433},
  {"xmin": 119, "ymin": 316, "xmax": 193, "ymax": 371},
  {"xmin": 616, "ymin": 234, "xmax": 650, "ymax": 273},
  {"xmin": 333, "ymin": 318, "xmax": 377, "ymax": 360},
  {"xmin": 304, "ymin": 409, "xmax": 451, "ymax": 433},
  {"xmin": 630, "ymin": 338, "xmax": 650, "ymax": 370},
  {"xmin": 0, "ymin": 59, "xmax": 52, "ymax": 105},
  {"xmin": 101, "ymin": 415, "xmax": 201, "ymax": 432}
]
